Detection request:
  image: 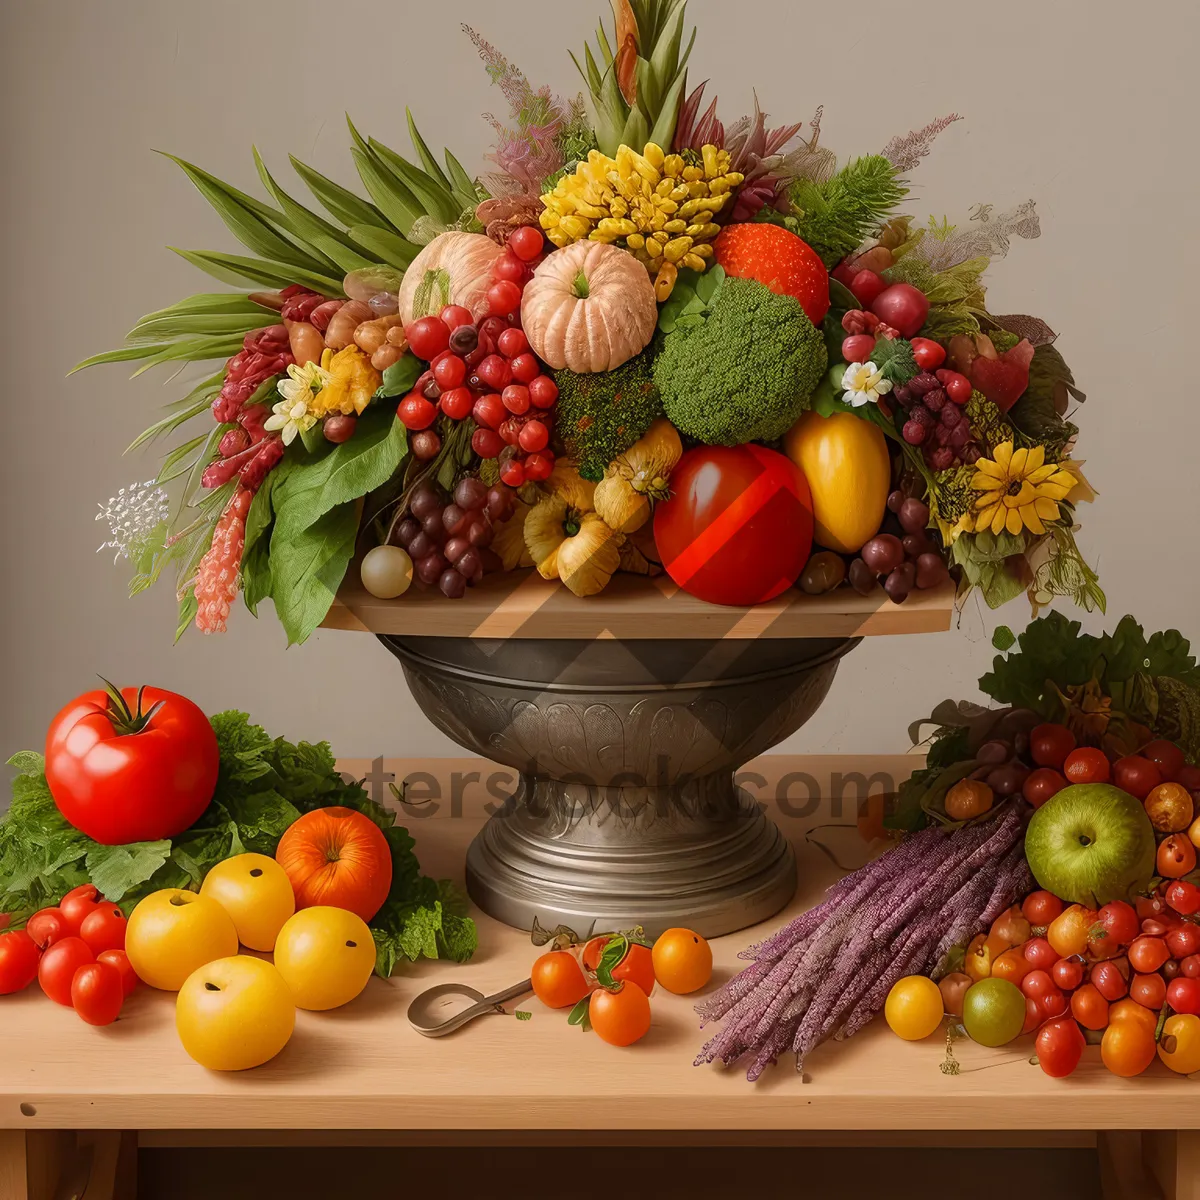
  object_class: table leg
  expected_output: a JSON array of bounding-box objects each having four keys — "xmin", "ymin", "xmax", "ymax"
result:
[
  {"xmin": 1144, "ymin": 1130, "xmax": 1200, "ymax": 1200},
  {"xmin": 1099, "ymin": 1131, "xmax": 1162, "ymax": 1200},
  {"xmin": 0, "ymin": 1132, "xmax": 134, "ymax": 1200}
]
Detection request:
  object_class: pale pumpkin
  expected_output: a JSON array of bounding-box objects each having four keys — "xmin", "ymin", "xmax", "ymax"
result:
[
  {"xmin": 521, "ymin": 241, "xmax": 658, "ymax": 374},
  {"xmin": 783, "ymin": 410, "xmax": 891, "ymax": 554},
  {"xmin": 397, "ymin": 232, "xmax": 503, "ymax": 325}
]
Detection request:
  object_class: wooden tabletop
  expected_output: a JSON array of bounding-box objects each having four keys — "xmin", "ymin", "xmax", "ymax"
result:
[
  {"xmin": 1, "ymin": 756, "xmax": 1193, "ymax": 1134},
  {"xmin": 322, "ymin": 570, "xmax": 956, "ymax": 640}
]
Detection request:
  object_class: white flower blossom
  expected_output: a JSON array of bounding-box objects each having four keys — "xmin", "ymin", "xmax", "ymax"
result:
[
  {"xmin": 95, "ymin": 481, "xmax": 169, "ymax": 563},
  {"xmin": 841, "ymin": 360, "xmax": 894, "ymax": 408}
]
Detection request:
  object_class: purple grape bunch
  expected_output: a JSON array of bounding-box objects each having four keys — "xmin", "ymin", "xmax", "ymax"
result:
[{"xmin": 893, "ymin": 371, "xmax": 982, "ymax": 470}]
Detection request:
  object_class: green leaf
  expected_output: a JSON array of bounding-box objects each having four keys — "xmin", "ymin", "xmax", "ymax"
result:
[
  {"xmin": 289, "ymin": 155, "xmax": 390, "ymax": 230},
  {"xmin": 351, "ymin": 147, "xmax": 423, "ymax": 236},
  {"xmin": 515, "ymin": 1009, "xmax": 532, "ymax": 1021},
  {"xmin": 125, "ymin": 373, "xmax": 224, "ymax": 453},
  {"xmin": 978, "ymin": 610, "xmax": 1100, "ymax": 711},
  {"xmin": 377, "ymin": 354, "xmax": 422, "ymax": 399},
  {"xmin": 368, "ymin": 137, "xmax": 458, "ymax": 226},
  {"xmin": 992, "ymin": 626, "xmax": 1016, "ymax": 651},
  {"xmin": 85, "ymin": 840, "xmax": 172, "ymax": 902},
  {"xmin": 346, "ymin": 224, "xmax": 420, "ymax": 271},
  {"xmin": 269, "ymin": 502, "xmax": 359, "ymax": 645},
  {"xmin": 7, "ymin": 751, "xmax": 45, "ymax": 777},
  {"xmin": 828, "ymin": 278, "xmax": 860, "ymax": 313},
  {"xmin": 169, "ymin": 248, "xmax": 343, "ymax": 296},
  {"xmin": 273, "ymin": 405, "xmax": 407, "ymax": 536},
  {"xmin": 126, "ymin": 311, "xmax": 278, "ymax": 343},
  {"xmin": 443, "ymin": 150, "xmax": 480, "ymax": 211},
  {"xmin": 567, "ymin": 995, "xmax": 592, "ymax": 1031},
  {"xmin": 71, "ymin": 343, "xmax": 176, "ymax": 373},
  {"xmin": 871, "ymin": 337, "xmax": 918, "ymax": 384},
  {"xmin": 405, "ymin": 109, "xmax": 454, "ymax": 193},
  {"xmin": 129, "ymin": 334, "xmax": 248, "ymax": 378}
]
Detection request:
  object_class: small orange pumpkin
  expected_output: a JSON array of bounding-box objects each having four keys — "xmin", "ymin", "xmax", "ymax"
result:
[
  {"xmin": 520, "ymin": 241, "xmax": 657, "ymax": 374},
  {"xmin": 274, "ymin": 807, "xmax": 392, "ymax": 923},
  {"xmin": 397, "ymin": 232, "xmax": 504, "ymax": 324}
]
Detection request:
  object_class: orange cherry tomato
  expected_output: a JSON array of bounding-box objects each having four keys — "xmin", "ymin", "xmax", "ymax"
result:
[
  {"xmin": 1070, "ymin": 982, "xmax": 1110, "ymax": 1031},
  {"xmin": 1110, "ymin": 998, "xmax": 1159, "ymax": 1034},
  {"xmin": 1129, "ymin": 972, "xmax": 1167, "ymax": 1009},
  {"xmin": 530, "ymin": 951, "xmax": 590, "ymax": 1010},
  {"xmin": 1022, "ymin": 891, "xmax": 1065, "ymax": 927},
  {"xmin": 1157, "ymin": 834, "xmax": 1197, "ymax": 879},
  {"xmin": 589, "ymin": 981, "xmax": 652, "ymax": 1046},
  {"xmin": 992, "ymin": 947, "xmax": 1032, "ymax": 986},
  {"xmin": 1101, "ymin": 1019, "xmax": 1157, "ymax": 1077},
  {"xmin": 1063, "ymin": 747, "xmax": 1111, "ymax": 785},
  {"xmin": 651, "ymin": 928, "xmax": 713, "ymax": 995},
  {"xmin": 582, "ymin": 937, "xmax": 608, "ymax": 972}
]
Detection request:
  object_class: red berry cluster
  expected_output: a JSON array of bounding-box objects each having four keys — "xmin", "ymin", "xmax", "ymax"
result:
[
  {"xmin": 396, "ymin": 226, "xmax": 558, "ymax": 485},
  {"xmin": 892, "ymin": 368, "xmax": 978, "ymax": 470}
]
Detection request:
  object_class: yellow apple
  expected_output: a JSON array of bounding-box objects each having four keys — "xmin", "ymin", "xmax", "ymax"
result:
[
  {"xmin": 199, "ymin": 854, "xmax": 295, "ymax": 951},
  {"xmin": 126, "ymin": 889, "xmax": 239, "ymax": 992},
  {"xmin": 273, "ymin": 906, "xmax": 376, "ymax": 1011},
  {"xmin": 176, "ymin": 956, "xmax": 295, "ymax": 1071}
]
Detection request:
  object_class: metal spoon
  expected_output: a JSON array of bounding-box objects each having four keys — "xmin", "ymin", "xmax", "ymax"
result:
[{"xmin": 407, "ymin": 978, "xmax": 533, "ymax": 1037}]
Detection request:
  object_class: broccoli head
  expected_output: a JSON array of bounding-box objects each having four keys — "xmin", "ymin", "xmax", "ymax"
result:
[
  {"xmin": 653, "ymin": 277, "xmax": 828, "ymax": 446},
  {"xmin": 554, "ymin": 346, "xmax": 664, "ymax": 481}
]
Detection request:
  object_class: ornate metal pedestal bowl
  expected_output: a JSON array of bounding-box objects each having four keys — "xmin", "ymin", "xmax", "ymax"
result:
[{"xmin": 381, "ymin": 634, "xmax": 859, "ymax": 939}]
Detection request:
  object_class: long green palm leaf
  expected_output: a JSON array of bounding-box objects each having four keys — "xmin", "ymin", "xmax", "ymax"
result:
[
  {"xmin": 169, "ymin": 248, "xmax": 344, "ymax": 295},
  {"xmin": 288, "ymin": 155, "xmax": 391, "ymax": 231}
]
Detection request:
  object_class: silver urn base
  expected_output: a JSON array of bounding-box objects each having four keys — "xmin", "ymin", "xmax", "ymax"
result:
[{"xmin": 381, "ymin": 634, "xmax": 858, "ymax": 940}]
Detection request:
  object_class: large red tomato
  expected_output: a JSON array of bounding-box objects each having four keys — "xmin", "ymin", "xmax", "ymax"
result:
[
  {"xmin": 45, "ymin": 684, "xmax": 218, "ymax": 845},
  {"xmin": 653, "ymin": 445, "xmax": 814, "ymax": 605}
]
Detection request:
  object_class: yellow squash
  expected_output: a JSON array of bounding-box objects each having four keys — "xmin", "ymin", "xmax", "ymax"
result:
[{"xmin": 784, "ymin": 411, "xmax": 891, "ymax": 554}]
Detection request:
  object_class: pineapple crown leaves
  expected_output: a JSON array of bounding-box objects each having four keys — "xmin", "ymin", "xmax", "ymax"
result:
[{"xmin": 572, "ymin": 0, "xmax": 696, "ymax": 156}]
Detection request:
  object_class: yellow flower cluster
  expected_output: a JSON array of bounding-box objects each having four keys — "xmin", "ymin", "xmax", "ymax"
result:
[{"xmin": 540, "ymin": 143, "xmax": 743, "ymax": 298}]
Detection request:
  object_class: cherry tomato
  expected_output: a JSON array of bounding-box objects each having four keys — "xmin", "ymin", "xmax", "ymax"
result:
[
  {"xmin": 1063, "ymin": 747, "xmax": 1111, "ymax": 785},
  {"xmin": 1030, "ymin": 724, "xmax": 1076, "ymax": 769},
  {"xmin": 79, "ymin": 905, "xmax": 127, "ymax": 955},
  {"xmin": 1022, "ymin": 996, "xmax": 1045, "ymax": 1035},
  {"xmin": 530, "ymin": 950, "xmax": 590, "ymax": 1009},
  {"xmin": 1036, "ymin": 1016, "xmax": 1085, "ymax": 1078},
  {"xmin": 1070, "ymin": 982, "xmax": 1109, "ymax": 1030},
  {"xmin": 497, "ymin": 327, "xmax": 529, "ymax": 359},
  {"xmin": 0, "ymin": 930, "xmax": 40, "ymax": 995},
  {"xmin": 1111, "ymin": 997, "xmax": 1159, "ymax": 1033},
  {"xmin": 1022, "ymin": 892, "xmax": 1065, "ymax": 927},
  {"xmin": 1180, "ymin": 955, "xmax": 1200, "ymax": 979},
  {"xmin": 1168, "ymin": 977, "xmax": 1200, "ymax": 1015},
  {"xmin": 1129, "ymin": 972, "xmax": 1166, "ymax": 1009},
  {"xmin": 524, "ymin": 453, "xmax": 553, "ymax": 482},
  {"xmin": 438, "ymin": 305, "xmax": 473, "ymax": 331},
  {"xmin": 1167, "ymin": 882, "xmax": 1200, "ymax": 917},
  {"xmin": 507, "ymin": 225, "xmax": 544, "ymax": 263},
  {"xmin": 487, "ymin": 280, "xmax": 523, "ymax": 317},
  {"xmin": 510, "ymin": 353, "xmax": 540, "ymax": 384},
  {"xmin": 841, "ymin": 334, "xmax": 877, "ymax": 364},
  {"xmin": 992, "ymin": 947, "xmax": 1032, "ymax": 985},
  {"xmin": 471, "ymin": 393, "xmax": 506, "ymax": 431},
  {"xmin": 47, "ymin": 686, "xmax": 219, "ymax": 847},
  {"xmin": 910, "ymin": 337, "xmax": 947, "ymax": 371},
  {"xmin": 1142, "ymin": 739, "xmax": 1185, "ymax": 782},
  {"xmin": 25, "ymin": 907, "xmax": 70, "ymax": 949},
  {"xmin": 1128, "ymin": 936, "xmax": 1169, "ymax": 974},
  {"xmin": 1051, "ymin": 958, "xmax": 1084, "ymax": 990},
  {"xmin": 1090, "ymin": 960, "xmax": 1129, "ymax": 1001},
  {"xmin": 1023, "ymin": 937, "xmax": 1059, "ymax": 970},
  {"xmin": 471, "ymin": 428, "xmax": 504, "ymax": 459},
  {"xmin": 432, "ymin": 353, "xmax": 466, "ymax": 391},
  {"xmin": 1021, "ymin": 970, "xmax": 1058, "ymax": 1001},
  {"xmin": 1102, "ymin": 1019, "xmax": 1157, "ymax": 1076},
  {"xmin": 1158, "ymin": 834, "xmax": 1197, "ymax": 879},
  {"xmin": 492, "ymin": 253, "xmax": 526, "ymax": 284},
  {"xmin": 1096, "ymin": 901, "xmax": 1139, "ymax": 947},
  {"xmin": 940, "ymin": 370, "xmax": 973, "ymax": 405},
  {"xmin": 1137, "ymin": 893, "xmax": 1168, "ymax": 922},
  {"xmin": 654, "ymin": 445, "xmax": 814, "ymax": 606},
  {"xmin": 1176, "ymin": 764, "xmax": 1200, "ymax": 792},
  {"xmin": 59, "ymin": 885, "xmax": 100, "ymax": 935},
  {"xmin": 499, "ymin": 459, "xmax": 526, "ymax": 488},
  {"xmin": 1167, "ymin": 925, "xmax": 1200, "ymax": 959},
  {"xmin": 1041, "ymin": 988, "xmax": 1068, "ymax": 1018},
  {"xmin": 477, "ymin": 354, "xmax": 513, "ymax": 391},
  {"xmin": 528, "ymin": 375, "xmax": 558, "ymax": 409},
  {"xmin": 1112, "ymin": 755, "xmax": 1161, "ymax": 801},
  {"xmin": 439, "ymin": 386, "xmax": 474, "ymax": 421},
  {"xmin": 397, "ymin": 393, "xmax": 436, "ymax": 431},
  {"xmin": 405, "ymin": 316, "xmax": 451, "ymax": 361},
  {"xmin": 38, "ymin": 937, "xmax": 94, "ymax": 1007},
  {"xmin": 589, "ymin": 981, "xmax": 652, "ymax": 1047},
  {"xmin": 70, "ymin": 962, "xmax": 125, "ymax": 1026},
  {"xmin": 96, "ymin": 949, "xmax": 138, "ymax": 998},
  {"xmin": 1023, "ymin": 768, "xmax": 1067, "ymax": 809},
  {"xmin": 1142, "ymin": 918, "xmax": 1172, "ymax": 937},
  {"xmin": 518, "ymin": 420, "xmax": 549, "ymax": 453}
]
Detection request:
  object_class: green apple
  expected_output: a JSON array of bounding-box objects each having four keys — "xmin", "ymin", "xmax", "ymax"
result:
[{"xmin": 1024, "ymin": 783, "xmax": 1156, "ymax": 907}]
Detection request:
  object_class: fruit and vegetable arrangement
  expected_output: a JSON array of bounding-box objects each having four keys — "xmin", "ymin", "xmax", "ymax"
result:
[
  {"xmin": 80, "ymin": 2, "xmax": 1097, "ymax": 643},
  {"xmin": 696, "ymin": 613, "xmax": 1200, "ymax": 1081}
]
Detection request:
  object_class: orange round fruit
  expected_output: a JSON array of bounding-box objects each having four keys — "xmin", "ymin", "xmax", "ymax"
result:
[
  {"xmin": 589, "ymin": 981, "xmax": 652, "ymax": 1047},
  {"xmin": 583, "ymin": 936, "xmax": 655, "ymax": 995},
  {"xmin": 651, "ymin": 928, "xmax": 713, "ymax": 995},
  {"xmin": 530, "ymin": 951, "xmax": 590, "ymax": 1010},
  {"xmin": 1101, "ymin": 1018, "xmax": 1156, "ymax": 1077},
  {"xmin": 274, "ymin": 807, "xmax": 392, "ymax": 923},
  {"xmin": 1109, "ymin": 998, "xmax": 1158, "ymax": 1035},
  {"xmin": 1157, "ymin": 833, "xmax": 1197, "ymax": 879},
  {"xmin": 1144, "ymin": 783, "xmax": 1193, "ymax": 834}
]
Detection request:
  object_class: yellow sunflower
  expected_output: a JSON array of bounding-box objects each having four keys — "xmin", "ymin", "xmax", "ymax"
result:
[{"xmin": 971, "ymin": 442, "xmax": 1077, "ymax": 537}]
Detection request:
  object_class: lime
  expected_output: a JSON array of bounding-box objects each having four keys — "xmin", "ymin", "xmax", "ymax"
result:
[
  {"xmin": 884, "ymin": 975, "xmax": 944, "ymax": 1041},
  {"xmin": 961, "ymin": 977, "xmax": 1025, "ymax": 1047}
]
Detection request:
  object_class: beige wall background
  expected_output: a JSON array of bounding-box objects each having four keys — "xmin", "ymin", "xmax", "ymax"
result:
[{"xmin": 1, "ymin": 0, "xmax": 1196, "ymax": 770}]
